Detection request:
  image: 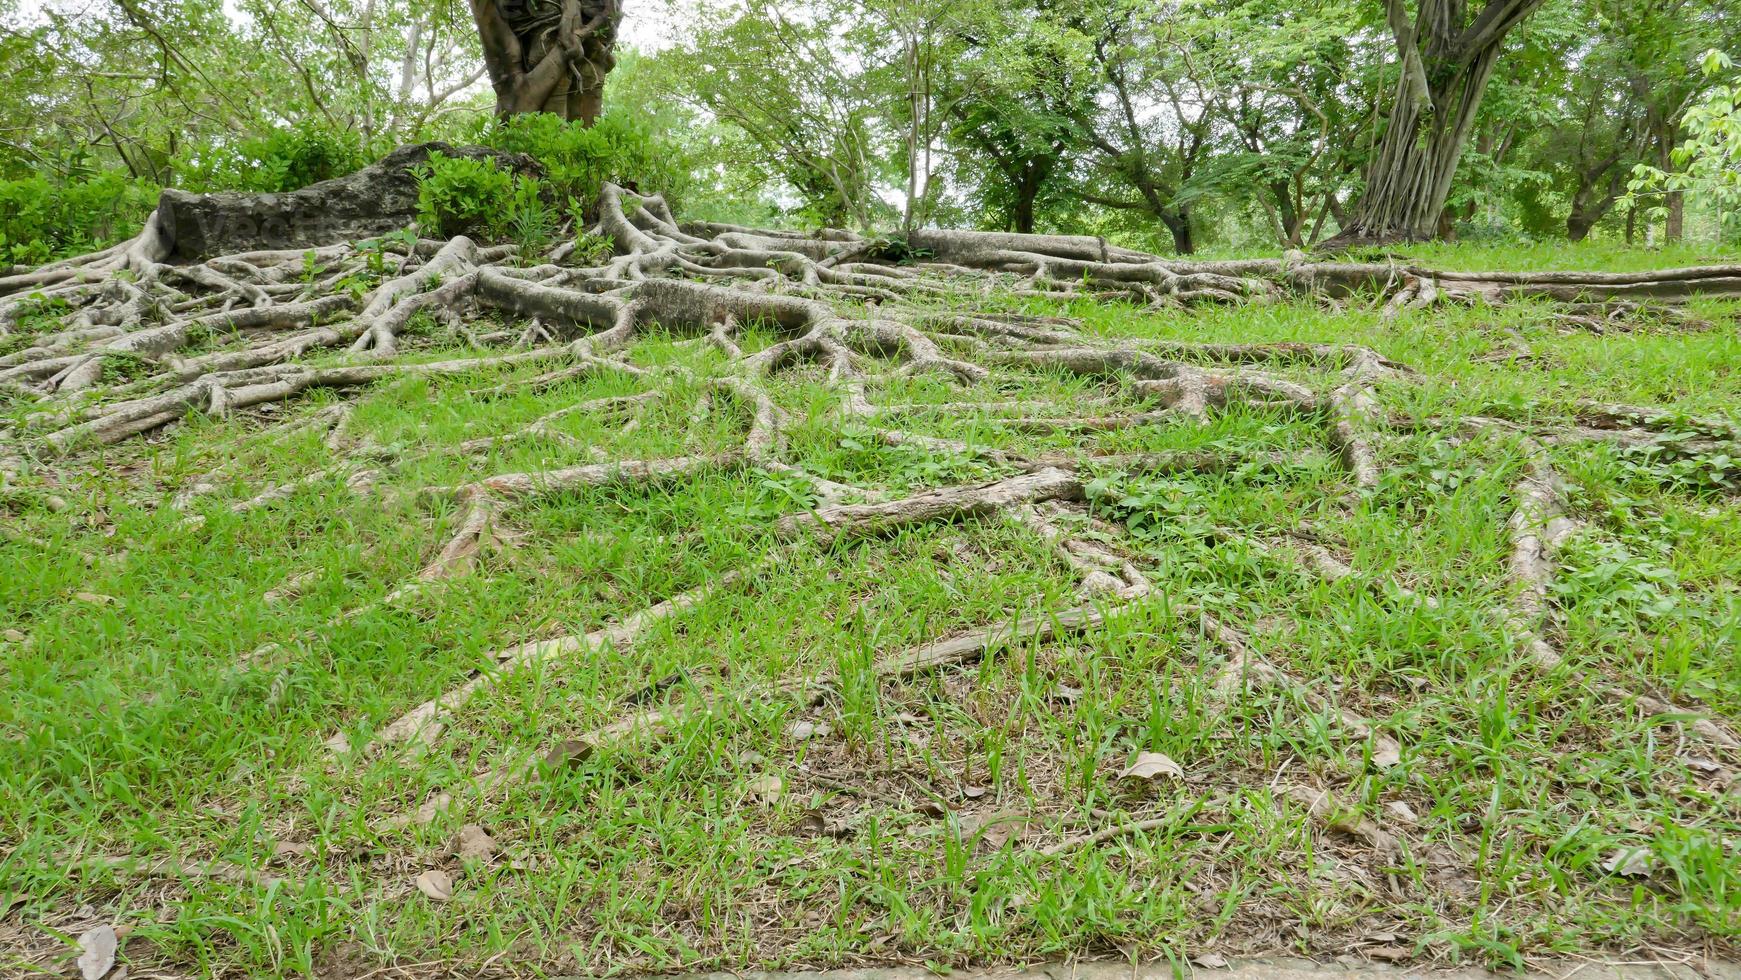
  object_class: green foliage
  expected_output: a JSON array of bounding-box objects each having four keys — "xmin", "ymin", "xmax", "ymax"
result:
[
  {"xmin": 1555, "ymin": 532, "xmax": 1681, "ymax": 625},
  {"xmin": 0, "ymin": 171, "xmax": 158, "ymax": 264},
  {"xmin": 571, "ymin": 230, "xmax": 616, "ymax": 265},
  {"xmin": 479, "ymin": 111, "xmax": 688, "ymax": 207},
  {"xmin": 182, "ymin": 122, "xmax": 372, "ymax": 194},
  {"xmin": 864, "ymin": 235, "xmax": 936, "ymax": 262},
  {"xmin": 1627, "ymin": 49, "xmax": 1741, "ymax": 228},
  {"xmin": 413, "ymin": 151, "xmax": 519, "ymax": 239}
]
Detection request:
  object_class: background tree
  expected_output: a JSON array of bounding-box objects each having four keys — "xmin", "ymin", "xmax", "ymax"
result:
[
  {"xmin": 937, "ymin": 4, "xmax": 1092, "ymax": 233},
  {"xmin": 1335, "ymin": 0, "xmax": 1546, "ymax": 244},
  {"xmin": 1066, "ymin": 0, "xmax": 1216, "ymax": 254}
]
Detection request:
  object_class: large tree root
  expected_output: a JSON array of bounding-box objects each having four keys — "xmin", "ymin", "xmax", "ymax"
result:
[{"xmin": 1496, "ymin": 437, "xmax": 1740, "ymax": 753}]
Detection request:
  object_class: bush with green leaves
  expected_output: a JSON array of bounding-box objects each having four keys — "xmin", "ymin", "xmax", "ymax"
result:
[
  {"xmin": 477, "ymin": 110, "xmax": 689, "ymax": 209},
  {"xmin": 0, "ymin": 170, "xmax": 158, "ymax": 264},
  {"xmin": 413, "ymin": 151, "xmax": 518, "ymax": 239},
  {"xmin": 182, "ymin": 123, "xmax": 372, "ymax": 194}
]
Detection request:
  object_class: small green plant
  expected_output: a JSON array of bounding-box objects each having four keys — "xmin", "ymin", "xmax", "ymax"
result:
[
  {"xmin": 1621, "ymin": 439, "xmax": 1739, "ymax": 493},
  {"xmin": 478, "ymin": 111, "xmax": 688, "ymax": 206},
  {"xmin": 413, "ymin": 152, "xmax": 517, "ymax": 239},
  {"xmin": 865, "ymin": 235, "xmax": 936, "ymax": 263},
  {"xmin": 413, "ymin": 153, "xmax": 561, "ymax": 251},
  {"xmin": 507, "ymin": 175, "xmax": 557, "ymax": 255},
  {"xmin": 97, "ymin": 349, "xmax": 155, "ymax": 383},
  {"xmin": 571, "ymin": 228, "xmax": 615, "ymax": 265}
]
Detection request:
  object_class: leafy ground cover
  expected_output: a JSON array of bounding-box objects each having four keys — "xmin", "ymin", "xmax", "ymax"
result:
[{"xmin": 2, "ymin": 256, "xmax": 1739, "ymax": 978}]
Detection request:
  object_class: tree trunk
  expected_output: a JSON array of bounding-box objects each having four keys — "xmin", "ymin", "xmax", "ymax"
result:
[
  {"xmin": 1010, "ymin": 163, "xmax": 1049, "ymax": 235},
  {"xmin": 1665, "ymin": 190, "xmax": 1685, "ymax": 243},
  {"xmin": 1161, "ymin": 210, "xmax": 1194, "ymax": 255},
  {"xmin": 1331, "ymin": 0, "xmax": 1542, "ymax": 246},
  {"xmin": 1269, "ymin": 180, "xmax": 1302, "ymax": 246},
  {"xmin": 469, "ymin": 0, "xmax": 619, "ymax": 125},
  {"xmin": 1651, "ymin": 116, "xmax": 1685, "ymax": 243},
  {"xmin": 1566, "ymin": 164, "xmax": 1623, "ymax": 243}
]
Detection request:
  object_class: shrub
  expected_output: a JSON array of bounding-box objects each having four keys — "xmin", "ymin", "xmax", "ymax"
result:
[
  {"xmin": 0, "ymin": 171, "xmax": 158, "ymax": 264},
  {"xmin": 182, "ymin": 122, "xmax": 371, "ymax": 194},
  {"xmin": 477, "ymin": 110, "xmax": 689, "ymax": 209},
  {"xmin": 412, "ymin": 151, "xmax": 518, "ymax": 239}
]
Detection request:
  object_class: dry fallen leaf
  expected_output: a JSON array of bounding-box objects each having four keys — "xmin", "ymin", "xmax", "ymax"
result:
[
  {"xmin": 788, "ymin": 720, "xmax": 832, "ymax": 741},
  {"xmin": 414, "ymin": 869, "xmax": 454, "ymax": 901},
  {"xmin": 1367, "ymin": 945, "xmax": 1411, "ymax": 963},
  {"xmin": 1384, "ymin": 800, "xmax": 1419, "ymax": 825},
  {"xmin": 746, "ymin": 775, "xmax": 784, "ymax": 805},
  {"xmin": 73, "ymin": 592, "xmax": 116, "ymax": 606},
  {"xmin": 456, "ymin": 824, "xmax": 497, "ymax": 862},
  {"xmin": 1602, "ymin": 846, "xmax": 1653, "ymax": 878},
  {"xmin": 77, "ymin": 924, "xmax": 117, "ymax": 980},
  {"xmin": 0, "ymin": 629, "xmax": 24, "ymax": 643},
  {"xmin": 543, "ymin": 739, "xmax": 592, "ymax": 769},
  {"xmin": 1191, "ymin": 952, "xmax": 1229, "ymax": 969},
  {"xmin": 1119, "ymin": 751, "xmax": 1184, "ymax": 782},
  {"xmin": 1370, "ymin": 742, "xmax": 1402, "ymax": 769},
  {"xmin": 960, "ymin": 810, "xmax": 1027, "ymax": 849},
  {"xmin": 270, "ymin": 841, "xmax": 309, "ymax": 864}
]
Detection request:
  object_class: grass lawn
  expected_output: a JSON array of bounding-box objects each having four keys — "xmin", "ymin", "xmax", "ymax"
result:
[{"xmin": 2, "ymin": 264, "xmax": 1739, "ymax": 977}]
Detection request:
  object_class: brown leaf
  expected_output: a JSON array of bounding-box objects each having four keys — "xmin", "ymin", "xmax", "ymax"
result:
[
  {"xmin": 1119, "ymin": 751, "xmax": 1183, "ymax": 782},
  {"xmin": 271, "ymin": 841, "xmax": 309, "ymax": 864},
  {"xmin": 77, "ymin": 924, "xmax": 117, "ymax": 980},
  {"xmin": 455, "ymin": 824, "xmax": 496, "ymax": 862},
  {"xmin": 962, "ymin": 786, "xmax": 987, "ymax": 799},
  {"xmin": 1383, "ymin": 800, "xmax": 1418, "ymax": 825},
  {"xmin": 1, "ymin": 629, "xmax": 25, "ymax": 643},
  {"xmin": 1191, "ymin": 952, "xmax": 1229, "ymax": 969},
  {"xmin": 960, "ymin": 810, "xmax": 1027, "ymax": 849},
  {"xmin": 746, "ymin": 775, "xmax": 784, "ymax": 805},
  {"xmin": 1367, "ymin": 945, "xmax": 1411, "ymax": 963},
  {"xmin": 73, "ymin": 592, "xmax": 116, "ymax": 606},
  {"xmin": 788, "ymin": 720, "xmax": 832, "ymax": 741},
  {"xmin": 414, "ymin": 869, "xmax": 454, "ymax": 901},
  {"xmin": 1602, "ymin": 846, "xmax": 1653, "ymax": 878},
  {"xmin": 543, "ymin": 739, "xmax": 591, "ymax": 769}
]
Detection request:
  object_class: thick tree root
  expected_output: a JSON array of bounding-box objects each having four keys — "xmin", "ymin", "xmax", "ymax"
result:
[{"xmin": 1498, "ymin": 439, "xmax": 1740, "ymax": 752}]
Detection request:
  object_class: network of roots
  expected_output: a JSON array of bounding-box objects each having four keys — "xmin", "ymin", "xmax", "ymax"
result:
[{"xmin": 2, "ymin": 183, "xmax": 1738, "ymax": 963}]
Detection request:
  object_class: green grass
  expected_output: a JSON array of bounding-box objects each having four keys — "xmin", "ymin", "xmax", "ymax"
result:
[{"xmin": 2, "ymin": 274, "xmax": 1739, "ymax": 977}]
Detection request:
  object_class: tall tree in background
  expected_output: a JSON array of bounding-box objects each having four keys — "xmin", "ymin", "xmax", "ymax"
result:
[
  {"xmin": 941, "ymin": 11, "xmax": 1091, "ymax": 234},
  {"xmin": 1335, "ymin": 0, "xmax": 1545, "ymax": 243},
  {"xmin": 1069, "ymin": 0, "xmax": 1215, "ymax": 254},
  {"xmin": 470, "ymin": 0, "xmax": 621, "ymax": 123}
]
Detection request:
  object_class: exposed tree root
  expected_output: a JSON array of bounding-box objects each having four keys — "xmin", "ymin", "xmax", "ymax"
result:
[
  {"xmin": 1497, "ymin": 438, "xmax": 1740, "ymax": 752},
  {"xmin": 10, "ymin": 172, "xmax": 1737, "ymax": 850},
  {"xmin": 329, "ymin": 574, "xmax": 737, "ymax": 758}
]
